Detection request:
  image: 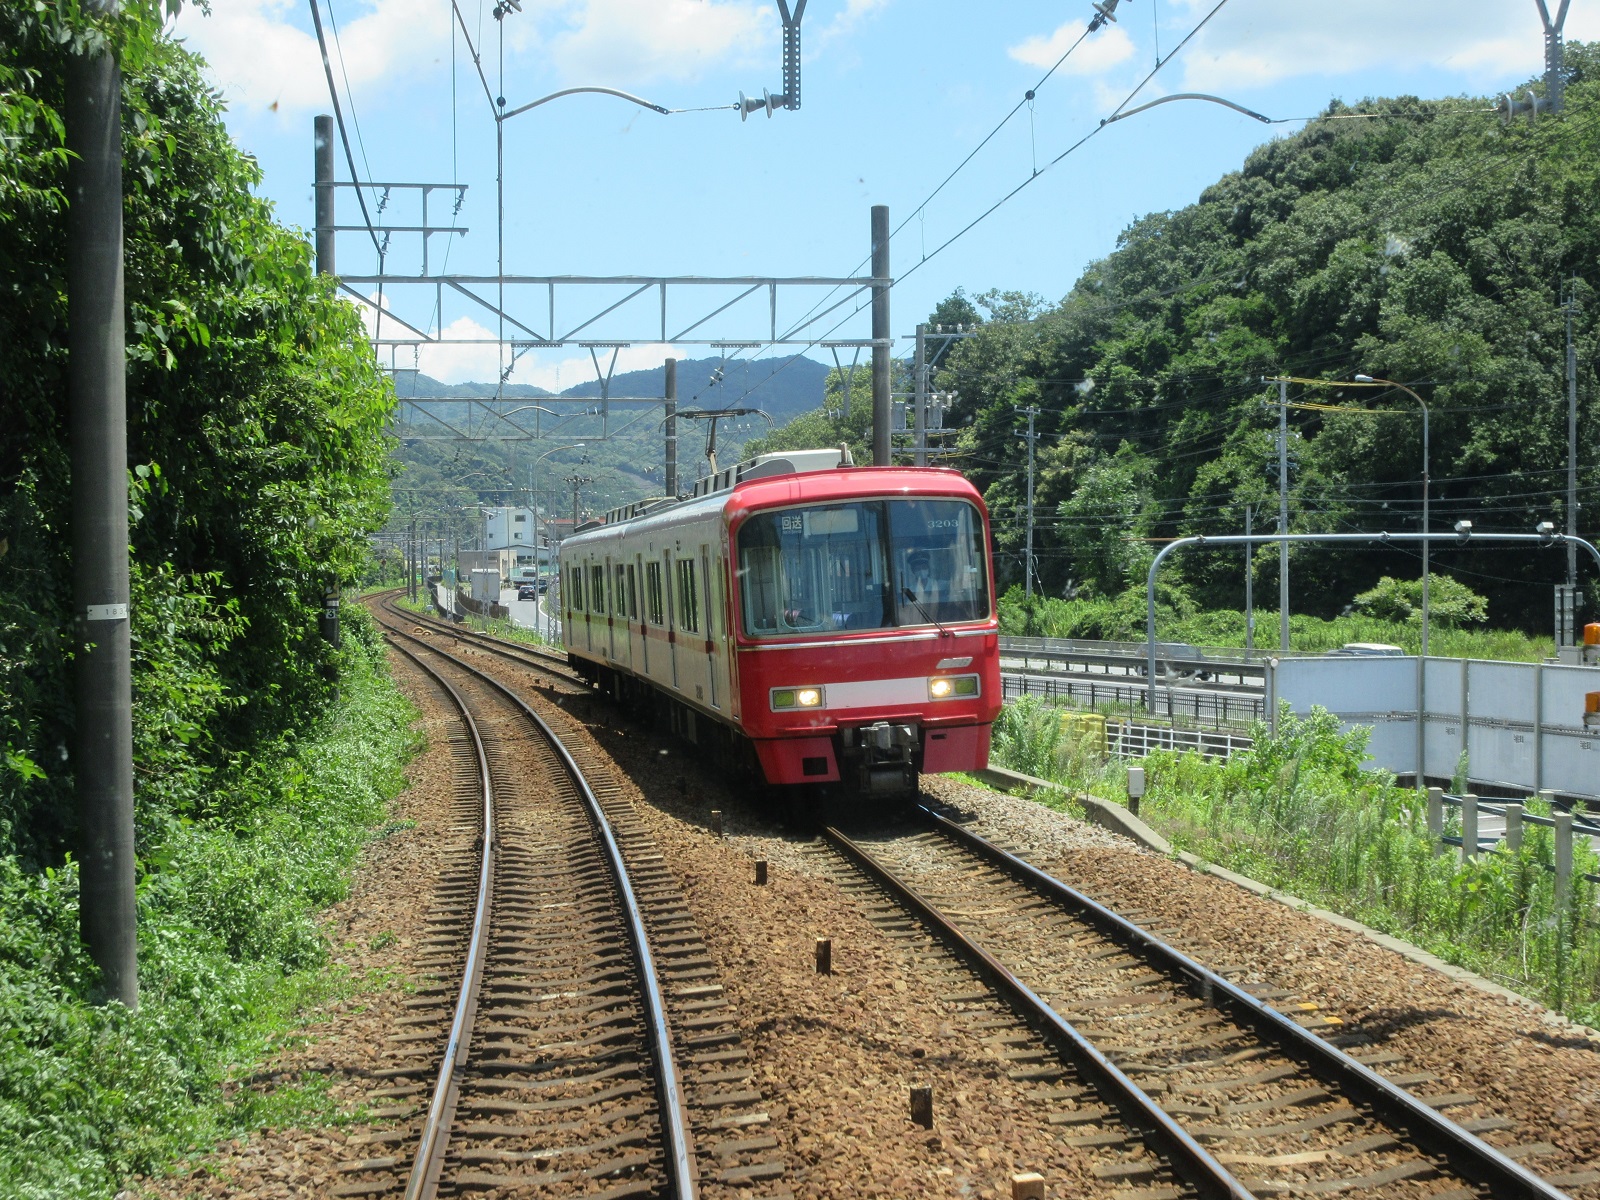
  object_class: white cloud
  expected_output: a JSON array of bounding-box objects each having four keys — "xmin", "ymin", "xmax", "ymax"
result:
[
  {"xmin": 174, "ymin": 0, "xmax": 770, "ymax": 117},
  {"xmin": 1166, "ymin": 0, "xmax": 1600, "ymax": 92},
  {"xmin": 536, "ymin": 0, "xmax": 770, "ymax": 87},
  {"xmin": 173, "ymin": 0, "xmax": 448, "ymax": 117},
  {"xmin": 813, "ymin": 0, "xmax": 891, "ymax": 49},
  {"xmin": 514, "ymin": 342, "xmax": 688, "ymax": 391},
  {"xmin": 1008, "ymin": 19, "xmax": 1135, "ymax": 74}
]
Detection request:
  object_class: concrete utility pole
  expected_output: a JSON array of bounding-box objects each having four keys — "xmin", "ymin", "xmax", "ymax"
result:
[
  {"xmin": 664, "ymin": 358, "xmax": 678, "ymax": 498},
  {"xmin": 313, "ymin": 114, "xmax": 341, "ymax": 648},
  {"xmin": 870, "ymin": 205, "xmax": 892, "ymax": 466},
  {"xmin": 1534, "ymin": 0, "xmax": 1571, "ymax": 112},
  {"xmin": 1277, "ymin": 378, "xmax": 1290, "ymax": 652},
  {"xmin": 913, "ymin": 324, "xmax": 928, "ymax": 468},
  {"xmin": 314, "ymin": 114, "xmax": 335, "ymax": 275},
  {"xmin": 567, "ymin": 474, "xmax": 593, "ymax": 526},
  {"xmin": 1565, "ymin": 280, "xmax": 1580, "ymax": 588},
  {"xmin": 1244, "ymin": 505, "xmax": 1254, "ymax": 656},
  {"xmin": 1016, "ymin": 406, "xmax": 1040, "ymax": 603},
  {"xmin": 68, "ymin": 0, "xmax": 137, "ymax": 1009}
]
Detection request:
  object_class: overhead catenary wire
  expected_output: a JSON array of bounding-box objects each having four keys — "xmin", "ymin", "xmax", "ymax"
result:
[
  {"xmin": 721, "ymin": 0, "xmax": 1238, "ymax": 412},
  {"xmin": 745, "ymin": 3, "xmax": 1114, "ymax": 374}
]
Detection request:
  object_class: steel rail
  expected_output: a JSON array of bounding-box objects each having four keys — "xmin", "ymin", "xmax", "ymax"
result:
[
  {"xmin": 384, "ymin": 595, "xmax": 573, "ymax": 671},
  {"xmin": 821, "ymin": 826, "xmax": 1254, "ymax": 1200},
  {"xmin": 920, "ymin": 805, "xmax": 1574, "ymax": 1200},
  {"xmin": 380, "ymin": 597, "xmax": 580, "ymax": 684},
  {"xmin": 382, "ymin": 637, "xmax": 495, "ymax": 1200},
  {"xmin": 380, "ymin": 616, "xmax": 699, "ymax": 1198}
]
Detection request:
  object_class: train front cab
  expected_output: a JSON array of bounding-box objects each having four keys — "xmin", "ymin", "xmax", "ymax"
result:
[{"xmin": 729, "ymin": 481, "xmax": 1001, "ymax": 794}]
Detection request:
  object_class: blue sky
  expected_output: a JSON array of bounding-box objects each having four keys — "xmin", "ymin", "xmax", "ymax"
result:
[{"xmin": 172, "ymin": 0, "xmax": 1596, "ymax": 394}]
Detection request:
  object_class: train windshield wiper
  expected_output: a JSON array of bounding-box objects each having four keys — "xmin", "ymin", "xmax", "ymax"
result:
[{"xmin": 902, "ymin": 588, "xmax": 951, "ymax": 637}]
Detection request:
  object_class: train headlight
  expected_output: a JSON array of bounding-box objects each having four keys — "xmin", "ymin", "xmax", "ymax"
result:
[
  {"xmin": 772, "ymin": 686, "xmax": 825, "ymax": 711},
  {"xmin": 929, "ymin": 675, "xmax": 979, "ymax": 700}
]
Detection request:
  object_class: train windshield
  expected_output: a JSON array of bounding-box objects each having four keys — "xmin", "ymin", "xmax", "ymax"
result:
[{"xmin": 737, "ymin": 499, "xmax": 989, "ymax": 638}]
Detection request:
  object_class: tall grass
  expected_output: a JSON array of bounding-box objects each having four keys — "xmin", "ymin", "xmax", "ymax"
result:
[
  {"xmin": 0, "ymin": 610, "xmax": 419, "ymax": 1198},
  {"xmin": 992, "ymin": 696, "xmax": 1600, "ymax": 1025}
]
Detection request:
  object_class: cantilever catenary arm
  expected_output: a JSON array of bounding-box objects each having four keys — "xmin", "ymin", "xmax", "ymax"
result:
[
  {"xmin": 1102, "ymin": 93, "xmax": 1272, "ymax": 126},
  {"xmin": 500, "ymin": 87, "xmax": 670, "ymax": 121}
]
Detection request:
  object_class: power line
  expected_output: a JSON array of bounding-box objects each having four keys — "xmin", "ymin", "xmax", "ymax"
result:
[{"xmin": 721, "ymin": 0, "xmax": 1237, "ymax": 413}]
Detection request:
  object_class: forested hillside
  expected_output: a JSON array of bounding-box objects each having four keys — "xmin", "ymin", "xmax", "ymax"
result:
[
  {"xmin": 933, "ymin": 54, "xmax": 1600, "ymax": 630},
  {"xmin": 1, "ymin": 4, "xmax": 401, "ymax": 1192},
  {"xmin": 755, "ymin": 56, "xmax": 1599, "ymax": 634}
]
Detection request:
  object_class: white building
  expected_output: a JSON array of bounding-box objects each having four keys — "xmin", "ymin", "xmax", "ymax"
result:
[
  {"xmin": 482, "ymin": 507, "xmax": 554, "ymax": 580},
  {"xmin": 484, "ymin": 506, "xmax": 537, "ymax": 552}
]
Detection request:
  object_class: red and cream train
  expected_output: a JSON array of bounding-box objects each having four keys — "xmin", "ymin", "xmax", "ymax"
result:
[{"xmin": 558, "ymin": 448, "xmax": 1001, "ymax": 794}]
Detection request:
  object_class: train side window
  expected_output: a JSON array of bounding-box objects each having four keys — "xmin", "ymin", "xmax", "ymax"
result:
[
  {"xmin": 625, "ymin": 564, "xmax": 638, "ymax": 619},
  {"xmin": 645, "ymin": 561, "xmax": 665, "ymax": 625},
  {"xmin": 675, "ymin": 558, "xmax": 700, "ymax": 633},
  {"xmin": 568, "ymin": 565, "xmax": 583, "ymax": 612},
  {"xmin": 590, "ymin": 564, "xmax": 606, "ymax": 613},
  {"xmin": 615, "ymin": 564, "xmax": 628, "ymax": 619}
]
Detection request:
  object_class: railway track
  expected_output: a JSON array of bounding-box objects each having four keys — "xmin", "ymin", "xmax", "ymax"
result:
[
  {"xmin": 332, "ymin": 610, "xmax": 692, "ymax": 1198},
  {"xmin": 371, "ymin": 591, "xmax": 1585, "ymax": 1196},
  {"xmin": 376, "ymin": 592, "xmax": 586, "ymax": 692},
  {"xmin": 341, "ymin": 597, "xmax": 788, "ymax": 1198},
  {"xmin": 822, "ymin": 807, "xmax": 1581, "ymax": 1200}
]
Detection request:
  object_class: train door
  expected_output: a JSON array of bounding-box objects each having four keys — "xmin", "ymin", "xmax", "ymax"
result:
[
  {"xmin": 605, "ymin": 556, "xmax": 617, "ymax": 663},
  {"xmin": 700, "ymin": 545, "xmax": 719, "ymax": 710},
  {"xmin": 716, "ymin": 549, "xmax": 738, "ymax": 720},
  {"xmin": 586, "ymin": 560, "xmax": 600, "ymax": 654},
  {"xmin": 628, "ymin": 559, "xmax": 643, "ymax": 675},
  {"xmin": 663, "ymin": 551, "xmax": 679, "ymax": 690}
]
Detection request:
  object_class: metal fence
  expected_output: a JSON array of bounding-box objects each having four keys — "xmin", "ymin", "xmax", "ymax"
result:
[
  {"xmin": 1429, "ymin": 789, "xmax": 1600, "ymax": 891},
  {"xmin": 1002, "ymin": 672, "xmax": 1263, "ymax": 728},
  {"xmin": 1106, "ymin": 721, "xmax": 1255, "ymax": 762}
]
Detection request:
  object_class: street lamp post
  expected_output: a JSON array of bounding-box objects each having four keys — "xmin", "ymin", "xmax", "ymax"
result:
[
  {"xmin": 1355, "ymin": 376, "xmax": 1431, "ymax": 656},
  {"xmin": 1270, "ymin": 376, "xmax": 1431, "ymax": 654}
]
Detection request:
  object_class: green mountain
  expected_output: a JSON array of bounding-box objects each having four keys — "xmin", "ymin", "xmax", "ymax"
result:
[
  {"xmin": 388, "ymin": 355, "xmax": 830, "ymax": 537},
  {"xmin": 759, "ymin": 57, "xmax": 1600, "ymax": 631}
]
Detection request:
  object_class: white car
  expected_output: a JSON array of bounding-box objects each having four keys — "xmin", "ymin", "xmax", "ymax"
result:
[{"xmin": 1330, "ymin": 642, "xmax": 1405, "ymax": 656}]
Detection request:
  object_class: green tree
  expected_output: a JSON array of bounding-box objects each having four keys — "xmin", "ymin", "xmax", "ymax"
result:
[
  {"xmin": 931, "ymin": 72, "xmax": 1597, "ymax": 625},
  {"xmin": 1, "ymin": 1, "xmax": 393, "ymax": 853}
]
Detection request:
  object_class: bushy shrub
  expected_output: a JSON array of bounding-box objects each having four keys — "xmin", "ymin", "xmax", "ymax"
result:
[{"xmin": 1353, "ymin": 574, "xmax": 1488, "ymax": 626}]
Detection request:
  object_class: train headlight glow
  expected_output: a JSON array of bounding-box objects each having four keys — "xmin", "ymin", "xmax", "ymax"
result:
[
  {"xmin": 929, "ymin": 675, "xmax": 979, "ymax": 700},
  {"xmin": 772, "ymin": 686, "xmax": 825, "ymax": 711}
]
